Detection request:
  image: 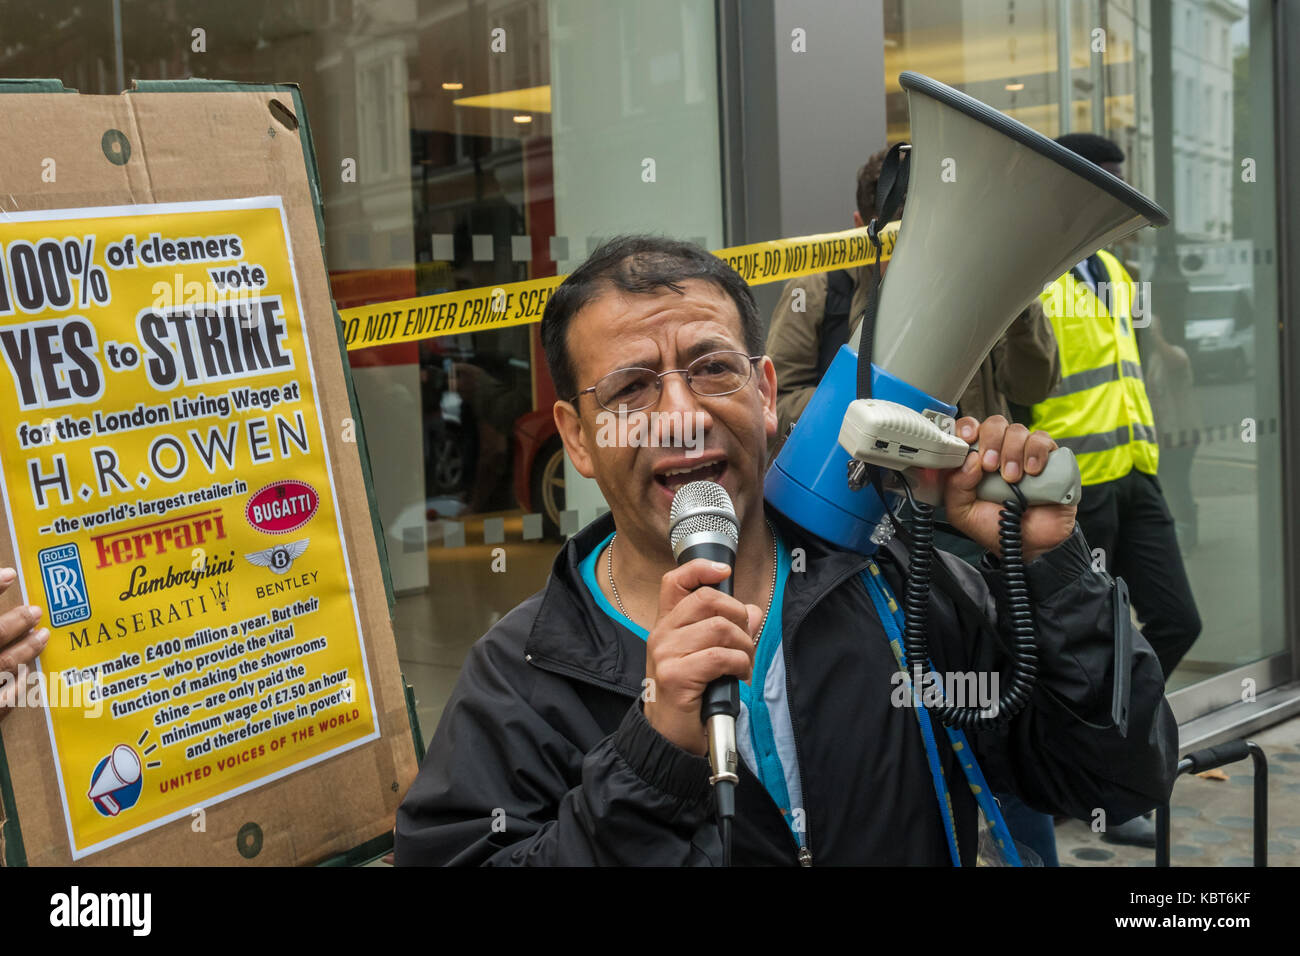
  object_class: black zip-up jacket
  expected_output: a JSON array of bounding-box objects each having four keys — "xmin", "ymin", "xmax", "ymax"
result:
[{"xmin": 394, "ymin": 505, "xmax": 1178, "ymax": 865}]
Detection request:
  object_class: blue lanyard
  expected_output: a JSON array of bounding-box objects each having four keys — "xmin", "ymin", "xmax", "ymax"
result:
[{"xmin": 860, "ymin": 561, "xmax": 1022, "ymax": 867}]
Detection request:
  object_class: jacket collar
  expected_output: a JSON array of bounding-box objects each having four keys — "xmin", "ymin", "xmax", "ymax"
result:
[{"xmin": 524, "ymin": 502, "xmax": 878, "ymax": 694}]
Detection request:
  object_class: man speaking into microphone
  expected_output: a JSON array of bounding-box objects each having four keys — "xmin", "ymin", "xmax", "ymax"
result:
[{"xmin": 394, "ymin": 236, "xmax": 1177, "ymax": 866}]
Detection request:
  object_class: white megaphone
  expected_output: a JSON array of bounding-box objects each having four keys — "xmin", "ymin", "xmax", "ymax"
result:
[
  {"xmin": 87, "ymin": 744, "xmax": 142, "ymax": 816},
  {"xmin": 765, "ymin": 71, "xmax": 1169, "ymax": 553}
]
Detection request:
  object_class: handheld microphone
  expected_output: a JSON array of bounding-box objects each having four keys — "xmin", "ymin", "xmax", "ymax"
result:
[{"xmin": 668, "ymin": 480, "xmax": 741, "ymax": 850}]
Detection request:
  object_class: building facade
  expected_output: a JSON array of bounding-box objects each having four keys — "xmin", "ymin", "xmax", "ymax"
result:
[{"xmin": 1, "ymin": 0, "xmax": 1295, "ymax": 753}]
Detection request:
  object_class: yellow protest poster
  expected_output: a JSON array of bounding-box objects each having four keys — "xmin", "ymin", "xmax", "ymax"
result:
[{"xmin": 0, "ymin": 197, "xmax": 378, "ymax": 859}]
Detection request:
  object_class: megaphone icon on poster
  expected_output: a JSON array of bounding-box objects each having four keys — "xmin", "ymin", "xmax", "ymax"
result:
[{"xmin": 87, "ymin": 744, "xmax": 142, "ymax": 816}]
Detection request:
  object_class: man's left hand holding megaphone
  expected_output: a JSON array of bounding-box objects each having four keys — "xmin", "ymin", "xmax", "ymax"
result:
[
  {"xmin": 0, "ymin": 567, "xmax": 50, "ymax": 723},
  {"xmin": 939, "ymin": 416, "xmax": 1078, "ymax": 565}
]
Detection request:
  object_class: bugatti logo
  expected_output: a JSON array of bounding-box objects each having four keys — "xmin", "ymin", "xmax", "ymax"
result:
[{"xmin": 245, "ymin": 480, "xmax": 319, "ymax": 535}]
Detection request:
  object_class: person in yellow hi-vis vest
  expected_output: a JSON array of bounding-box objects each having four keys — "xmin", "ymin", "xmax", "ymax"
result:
[
  {"xmin": 1031, "ymin": 135, "xmax": 1201, "ymax": 851},
  {"xmin": 1032, "ymin": 134, "xmax": 1202, "ymax": 683}
]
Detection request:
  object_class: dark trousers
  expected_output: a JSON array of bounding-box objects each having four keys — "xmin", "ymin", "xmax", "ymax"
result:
[
  {"xmin": 1075, "ymin": 469, "xmax": 1202, "ymax": 680},
  {"xmin": 993, "ymin": 790, "xmax": 1059, "ymax": 866}
]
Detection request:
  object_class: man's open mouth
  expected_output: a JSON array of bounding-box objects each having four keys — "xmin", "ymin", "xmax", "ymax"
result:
[{"xmin": 654, "ymin": 459, "xmax": 726, "ymax": 492}]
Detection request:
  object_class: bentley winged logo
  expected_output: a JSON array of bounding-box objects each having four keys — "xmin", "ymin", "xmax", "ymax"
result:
[{"xmin": 243, "ymin": 538, "xmax": 310, "ymax": 575}]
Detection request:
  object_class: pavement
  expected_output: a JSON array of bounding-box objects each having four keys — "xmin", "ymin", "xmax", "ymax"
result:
[{"xmin": 1052, "ymin": 712, "xmax": 1300, "ymax": 867}]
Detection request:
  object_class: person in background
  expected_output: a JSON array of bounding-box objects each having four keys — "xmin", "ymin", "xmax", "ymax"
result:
[
  {"xmin": 1030, "ymin": 133, "xmax": 1203, "ymax": 848},
  {"xmin": 1140, "ymin": 290, "xmax": 1202, "ymax": 550}
]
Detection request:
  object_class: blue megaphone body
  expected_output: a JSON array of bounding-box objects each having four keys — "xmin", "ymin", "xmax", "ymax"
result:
[{"xmin": 765, "ymin": 349, "xmax": 955, "ymax": 554}]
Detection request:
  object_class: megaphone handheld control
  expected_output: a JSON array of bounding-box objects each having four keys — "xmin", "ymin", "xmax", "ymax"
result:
[
  {"xmin": 838, "ymin": 398, "xmax": 1080, "ymax": 729},
  {"xmin": 765, "ymin": 71, "xmax": 1168, "ymax": 733},
  {"xmin": 839, "ymin": 400, "xmax": 1082, "ymax": 506}
]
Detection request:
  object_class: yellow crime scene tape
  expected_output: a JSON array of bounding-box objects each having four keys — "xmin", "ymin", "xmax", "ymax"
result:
[{"xmin": 339, "ymin": 223, "xmax": 898, "ymax": 351}]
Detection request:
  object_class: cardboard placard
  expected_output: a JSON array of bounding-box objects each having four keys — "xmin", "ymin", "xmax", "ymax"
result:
[{"xmin": 0, "ymin": 80, "xmax": 416, "ymax": 865}]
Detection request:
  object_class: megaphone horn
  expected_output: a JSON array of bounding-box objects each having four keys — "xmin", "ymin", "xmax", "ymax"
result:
[
  {"xmin": 765, "ymin": 71, "xmax": 1169, "ymax": 554},
  {"xmin": 863, "ymin": 71, "xmax": 1169, "ymax": 405}
]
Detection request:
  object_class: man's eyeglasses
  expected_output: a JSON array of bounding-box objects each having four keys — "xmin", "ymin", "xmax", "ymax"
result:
[{"xmin": 569, "ymin": 350, "xmax": 763, "ymax": 413}]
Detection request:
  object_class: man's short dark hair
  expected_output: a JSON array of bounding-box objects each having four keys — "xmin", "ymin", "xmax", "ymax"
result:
[
  {"xmin": 855, "ymin": 144, "xmax": 896, "ymax": 222},
  {"xmin": 541, "ymin": 235, "xmax": 763, "ymax": 403},
  {"xmin": 1055, "ymin": 133, "xmax": 1125, "ymax": 167}
]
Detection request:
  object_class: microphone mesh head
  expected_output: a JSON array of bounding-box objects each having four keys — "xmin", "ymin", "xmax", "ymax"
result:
[{"xmin": 668, "ymin": 480, "xmax": 739, "ymax": 557}]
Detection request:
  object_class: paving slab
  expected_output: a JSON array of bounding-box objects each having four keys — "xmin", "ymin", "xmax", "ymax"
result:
[{"xmin": 1053, "ymin": 715, "xmax": 1300, "ymax": 867}]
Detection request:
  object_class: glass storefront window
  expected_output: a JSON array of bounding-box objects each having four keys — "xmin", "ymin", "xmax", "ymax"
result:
[
  {"xmin": 313, "ymin": 0, "xmax": 725, "ymax": 737},
  {"xmin": 0, "ymin": 0, "xmax": 723, "ymax": 739}
]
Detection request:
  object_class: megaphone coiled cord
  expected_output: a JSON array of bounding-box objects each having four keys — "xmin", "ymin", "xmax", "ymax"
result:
[
  {"xmin": 898, "ymin": 480, "xmax": 1039, "ymax": 731},
  {"xmin": 983, "ymin": 490, "xmax": 1040, "ymax": 727},
  {"xmin": 901, "ymin": 496, "xmax": 935, "ymax": 696}
]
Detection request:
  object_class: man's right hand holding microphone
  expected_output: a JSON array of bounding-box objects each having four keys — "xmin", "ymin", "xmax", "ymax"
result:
[{"xmin": 642, "ymin": 559, "xmax": 760, "ymax": 755}]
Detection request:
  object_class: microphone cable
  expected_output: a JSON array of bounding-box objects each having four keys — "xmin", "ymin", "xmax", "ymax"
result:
[
  {"xmin": 707, "ymin": 750, "xmax": 737, "ymax": 867},
  {"xmin": 720, "ymin": 813, "xmax": 733, "ymax": 867}
]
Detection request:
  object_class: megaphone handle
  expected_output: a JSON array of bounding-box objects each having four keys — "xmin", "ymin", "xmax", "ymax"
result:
[{"xmin": 973, "ymin": 445, "xmax": 1081, "ymax": 507}]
